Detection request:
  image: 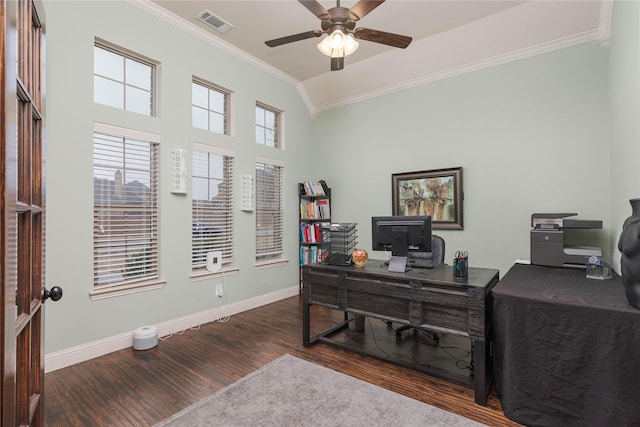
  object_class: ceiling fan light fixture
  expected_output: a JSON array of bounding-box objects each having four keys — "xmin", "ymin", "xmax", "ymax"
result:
[
  {"xmin": 317, "ymin": 36, "xmax": 333, "ymax": 56},
  {"xmin": 344, "ymin": 34, "xmax": 359, "ymax": 56},
  {"xmin": 329, "ymin": 29, "xmax": 346, "ymax": 49},
  {"xmin": 317, "ymin": 32, "xmax": 358, "ymax": 58},
  {"xmin": 265, "ymin": 0, "xmax": 412, "ymax": 72}
]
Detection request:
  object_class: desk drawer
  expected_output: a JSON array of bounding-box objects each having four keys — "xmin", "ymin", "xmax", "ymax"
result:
[{"xmin": 304, "ymin": 267, "xmax": 488, "ymax": 337}]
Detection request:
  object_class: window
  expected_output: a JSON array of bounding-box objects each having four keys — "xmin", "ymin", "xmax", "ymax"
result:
[
  {"xmin": 192, "ymin": 144, "xmax": 235, "ymax": 272},
  {"xmin": 255, "ymin": 158, "xmax": 284, "ymax": 262},
  {"xmin": 255, "ymin": 103, "xmax": 281, "ymax": 148},
  {"xmin": 93, "ymin": 124, "xmax": 159, "ymax": 288},
  {"xmin": 192, "ymin": 79, "xmax": 230, "ymax": 135},
  {"xmin": 94, "ymin": 40, "xmax": 156, "ymax": 116}
]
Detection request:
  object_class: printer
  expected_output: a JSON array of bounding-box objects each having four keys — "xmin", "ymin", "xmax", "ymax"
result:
[{"xmin": 530, "ymin": 213, "xmax": 603, "ymax": 267}]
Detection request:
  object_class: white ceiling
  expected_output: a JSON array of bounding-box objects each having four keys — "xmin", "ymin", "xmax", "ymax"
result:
[{"xmin": 134, "ymin": 1, "xmax": 611, "ymax": 113}]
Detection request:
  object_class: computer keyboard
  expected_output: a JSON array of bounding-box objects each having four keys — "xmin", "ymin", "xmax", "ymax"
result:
[
  {"xmin": 406, "ymin": 258, "xmax": 436, "ymax": 269},
  {"xmin": 383, "ymin": 258, "xmax": 436, "ymax": 269}
]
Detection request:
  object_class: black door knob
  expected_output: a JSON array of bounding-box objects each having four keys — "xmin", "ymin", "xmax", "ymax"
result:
[{"xmin": 42, "ymin": 286, "xmax": 63, "ymax": 302}]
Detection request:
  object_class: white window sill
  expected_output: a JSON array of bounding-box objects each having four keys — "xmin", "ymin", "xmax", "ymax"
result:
[
  {"xmin": 190, "ymin": 267, "xmax": 239, "ymax": 282},
  {"xmin": 89, "ymin": 279, "xmax": 166, "ymax": 301},
  {"xmin": 254, "ymin": 258, "xmax": 289, "ymax": 269}
]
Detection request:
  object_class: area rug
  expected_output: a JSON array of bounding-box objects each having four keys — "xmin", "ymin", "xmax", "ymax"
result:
[{"xmin": 155, "ymin": 353, "xmax": 486, "ymax": 427}]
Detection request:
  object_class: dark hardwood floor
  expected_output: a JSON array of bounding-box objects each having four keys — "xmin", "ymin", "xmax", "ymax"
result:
[{"xmin": 44, "ymin": 295, "xmax": 522, "ymax": 426}]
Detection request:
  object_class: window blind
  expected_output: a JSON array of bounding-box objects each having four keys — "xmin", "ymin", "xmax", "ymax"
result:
[
  {"xmin": 255, "ymin": 158, "xmax": 284, "ymax": 261},
  {"xmin": 192, "ymin": 144, "xmax": 235, "ymax": 271},
  {"xmin": 93, "ymin": 128, "xmax": 159, "ymax": 287}
]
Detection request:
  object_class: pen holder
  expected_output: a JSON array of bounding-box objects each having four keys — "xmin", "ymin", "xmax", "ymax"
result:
[{"xmin": 453, "ymin": 252, "xmax": 468, "ymax": 281}]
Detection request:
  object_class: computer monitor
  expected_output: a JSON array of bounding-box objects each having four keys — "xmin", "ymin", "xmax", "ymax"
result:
[{"xmin": 371, "ymin": 215, "xmax": 432, "ymax": 272}]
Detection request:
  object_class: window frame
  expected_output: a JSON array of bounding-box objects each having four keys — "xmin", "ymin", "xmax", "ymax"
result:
[
  {"xmin": 191, "ymin": 143, "xmax": 235, "ymax": 276},
  {"xmin": 90, "ymin": 123, "xmax": 164, "ymax": 300},
  {"xmin": 255, "ymin": 157, "xmax": 286, "ymax": 266},
  {"xmin": 93, "ymin": 38, "xmax": 158, "ymax": 117},
  {"xmin": 255, "ymin": 102, "xmax": 283, "ymax": 149},
  {"xmin": 192, "ymin": 77, "xmax": 232, "ymax": 136}
]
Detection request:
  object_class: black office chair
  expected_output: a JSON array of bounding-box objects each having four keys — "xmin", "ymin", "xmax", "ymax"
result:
[
  {"xmin": 405, "ymin": 234, "xmax": 445, "ymax": 269},
  {"xmin": 394, "ymin": 234, "xmax": 445, "ymax": 342}
]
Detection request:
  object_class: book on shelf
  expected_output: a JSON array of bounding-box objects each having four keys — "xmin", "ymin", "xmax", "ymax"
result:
[
  {"xmin": 300, "ymin": 223, "xmax": 326, "ymax": 243},
  {"xmin": 316, "ymin": 199, "xmax": 330, "ymax": 219},
  {"xmin": 313, "ymin": 182, "xmax": 325, "ymax": 196},
  {"xmin": 299, "ymin": 200, "xmax": 314, "ymax": 219},
  {"xmin": 301, "ymin": 181, "xmax": 326, "ymax": 197},
  {"xmin": 298, "ymin": 180, "xmax": 331, "ymax": 281},
  {"xmin": 300, "ymin": 199, "xmax": 331, "ymax": 220},
  {"xmin": 299, "ymin": 245, "xmax": 326, "ymax": 265}
]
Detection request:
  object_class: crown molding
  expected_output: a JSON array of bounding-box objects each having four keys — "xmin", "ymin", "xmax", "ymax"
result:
[
  {"xmin": 296, "ymin": 82, "xmax": 318, "ymax": 117},
  {"xmin": 129, "ymin": 0, "xmax": 320, "ymax": 114},
  {"xmin": 596, "ymin": 0, "xmax": 614, "ymax": 47},
  {"xmin": 127, "ymin": 1, "xmax": 301, "ymax": 85},
  {"xmin": 128, "ymin": 0, "xmax": 612, "ymax": 115},
  {"xmin": 312, "ymin": 26, "xmax": 610, "ymax": 113}
]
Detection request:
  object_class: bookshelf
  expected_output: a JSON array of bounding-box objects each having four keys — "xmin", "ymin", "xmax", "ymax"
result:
[{"xmin": 298, "ymin": 180, "xmax": 331, "ymax": 292}]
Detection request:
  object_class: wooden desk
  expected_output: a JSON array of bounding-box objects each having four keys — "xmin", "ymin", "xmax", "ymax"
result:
[
  {"xmin": 302, "ymin": 260, "xmax": 499, "ymax": 405},
  {"xmin": 492, "ymin": 264, "xmax": 640, "ymax": 426}
]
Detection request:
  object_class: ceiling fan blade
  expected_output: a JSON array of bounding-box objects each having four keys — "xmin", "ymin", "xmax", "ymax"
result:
[
  {"xmin": 265, "ymin": 30, "xmax": 323, "ymax": 47},
  {"xmin": 331, "ymin": 56, "xmax": 344, "ymax": 71},
  {"xmin": 353, "ymin": 28, "xmax": 412, "ymax": 49},
  {"xmin": 349, "ymin": 0, "xmax": 385, "ymax": 21},
  {"xmin": 298, "ymin": 0, "xmax": 330, "ymax": 20}
]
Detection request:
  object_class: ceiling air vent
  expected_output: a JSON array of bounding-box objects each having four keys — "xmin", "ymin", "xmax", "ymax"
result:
[{"xmin": 196, "ymin": 9, "xmax": 233, "ymax": 34}]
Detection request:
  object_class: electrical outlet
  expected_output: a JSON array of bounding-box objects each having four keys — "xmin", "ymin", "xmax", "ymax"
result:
[{"xmin": 215, "ymin": 284, "xmax": 223, "ymax": 296}]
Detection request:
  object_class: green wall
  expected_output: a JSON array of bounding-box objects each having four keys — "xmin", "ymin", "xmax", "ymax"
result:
[
  {"xmin": 43, "ymin": 0, "xmax": 638, "ymax": 357},
  {"xmin": 310, "ymin": 42, "xmax": 611, "ymax": 276},
  {"xmin": 609, "ymin": 0, "xmax": 640, "ymax": 268},
  {"xmin": 44, "ymin": 1, "xmax": 314, "ymax": 353}
]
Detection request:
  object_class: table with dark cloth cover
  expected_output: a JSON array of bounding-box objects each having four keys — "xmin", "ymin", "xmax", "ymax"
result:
[{"xmin": 492, "ymin": 263, "xmax": 640, "ymax": 427}]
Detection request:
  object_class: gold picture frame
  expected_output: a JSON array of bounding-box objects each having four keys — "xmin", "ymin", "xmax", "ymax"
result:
[{"xmin": 392, "ymin": 167, "xmax": 463, "ymax": 230}]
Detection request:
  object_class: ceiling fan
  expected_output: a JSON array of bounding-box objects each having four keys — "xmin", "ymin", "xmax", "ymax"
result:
[{"xmin": 265, "ymin": 0, "xmax": 412, "ymax": 71}]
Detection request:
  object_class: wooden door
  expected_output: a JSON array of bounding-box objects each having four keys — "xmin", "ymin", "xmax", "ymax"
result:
[{"xmin": 2, "ymin": 1, "xmax": 60, "ymax": 425}]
